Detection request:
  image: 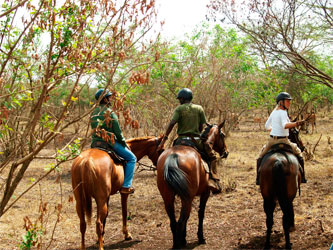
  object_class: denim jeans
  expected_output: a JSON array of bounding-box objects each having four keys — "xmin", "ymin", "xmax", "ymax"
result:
[{"xmin": 112, "ymin": 141, "xmax": 137, "ymax": 188}]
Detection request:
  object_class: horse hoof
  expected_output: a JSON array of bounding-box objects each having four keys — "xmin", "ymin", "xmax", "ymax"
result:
[
  {"xmin": 198, "ymin": 238, "xmax": 206, "ymax": 245},
  {"xmin": 125, "ymin": 234, "xmax": 133, "ymax": 241},
  {"xmin": 264, "ymin": 243, "xmax": 270, "ymax": 250},
  {"xmin": 286, "ymin": 243, "xmax": 292, "ymax": 249}
]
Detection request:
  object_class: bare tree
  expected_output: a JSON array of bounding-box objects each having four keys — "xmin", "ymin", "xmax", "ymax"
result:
[{"xmin": 208, "ymin": 0, "xmax": 333, "ymax": 88}]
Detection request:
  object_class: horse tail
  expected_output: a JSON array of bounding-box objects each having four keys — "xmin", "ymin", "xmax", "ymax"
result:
[
  {"xmin": 272, "ymin": 160, "xmax": 287, "ymax": 200},
  {"xmin": 163, "ymin": 153, "xmax": 190, "ymax": 201},
  {"xmin": 273, "ymin": 158, "xmax": 295, "ymax": 231},
  {"xmin": 77, "ymin": 157, "xmax": 96, "ymax": 224}
]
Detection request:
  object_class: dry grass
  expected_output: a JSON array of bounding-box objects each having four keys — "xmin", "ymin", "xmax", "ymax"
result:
[{"xmin": 0, "ymin": 112, "xmax": 332, "ymax": 249}]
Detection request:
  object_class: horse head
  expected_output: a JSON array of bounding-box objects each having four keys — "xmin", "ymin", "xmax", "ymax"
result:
[
  {"xmin": 289, "ymin": 127, "xmax": 305, "ymax": 152},
  {"xmin": 149, "ymin": 135, "xmax": 164, "ymax": 165},
  {"xmin": 127, "ymin": 136, "xmax": 164, "ymax": 166},
  {"xmin": 204, "ymin": 121, "xmax": 229, "ymax": 159}
]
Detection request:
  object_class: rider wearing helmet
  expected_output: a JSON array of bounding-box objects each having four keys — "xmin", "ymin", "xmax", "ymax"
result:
[
  {"xmin": 91, "ymin": 88, "xmax": 137, "ymax": 194},
  {"xmin": 256, "ymin": 92, "xmax": 307, "ymax": 185},
  {"xmin": 157, "ymin": 88, "xmax": 223, "ymax": 194}
]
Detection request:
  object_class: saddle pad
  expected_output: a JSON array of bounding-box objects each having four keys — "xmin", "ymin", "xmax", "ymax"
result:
[
  {"xmin": 268, "ymin": 143, "xmax": 293, "ymax": 154},
  {"xmin": 201, "ymin": 160, "xmax": 209, "ymax": 174}
]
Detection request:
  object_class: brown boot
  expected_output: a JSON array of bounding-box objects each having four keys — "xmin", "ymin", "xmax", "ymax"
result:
[
  {"xmin": 297, "ymin": 156, "xmax": 307, "ymax": 183},
  {"xmin": 208, "ymin": 178, "xmax": 222, "ymax": 194},
  {"xmin": 256, "ymin": 158, "xmax": 262, "ymax": 185},
  {"xmin": 120, "ymin": 187, "xmax": 135, "ymax": 194},
  {"xmin": 208, "ymin": 159, "xmax": 222, "ymax": 194}
]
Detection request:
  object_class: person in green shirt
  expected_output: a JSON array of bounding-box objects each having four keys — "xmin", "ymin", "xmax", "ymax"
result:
[
  {"xmin": 157, "ymin": 88, "xmax": 222, "ymax": 194},
  {"xmin": 91, "ymin": 89, "xmax": 137, "ymax": 194}
]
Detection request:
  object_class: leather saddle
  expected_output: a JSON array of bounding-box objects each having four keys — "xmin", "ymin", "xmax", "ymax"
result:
[
  {"xmin": 173, "ymin": 137, "xmax": 210, "ymax": 171},
  {"xmin": 91, "ymin": 140, "xmax": 126, "ymax": 166},
  {"xmin": 267, "ymin": 143, "xmax": 294, "ymax": 155}
]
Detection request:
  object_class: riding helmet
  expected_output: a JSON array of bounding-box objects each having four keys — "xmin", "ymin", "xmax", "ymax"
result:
[
  {"xmin": 95, "ymin": 88, "xmax": 112, "ymax": 100},
  {"xmin": 276, "ymin": 92, "xmax": 292, "ymax": 104},
  {"xmin": 177, "ymin": 88, "xmax": 193, "ymax": 101}
]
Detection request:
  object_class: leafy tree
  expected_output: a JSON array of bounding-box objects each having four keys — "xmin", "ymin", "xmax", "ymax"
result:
[{"xmin": 0, "ymin": 0, "xmax": 159, "ymax": 217}]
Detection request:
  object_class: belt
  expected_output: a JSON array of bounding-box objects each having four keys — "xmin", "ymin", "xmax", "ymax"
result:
[
  {"xmin": 180, "ymin": 136, "xmax": 201, "ymax": 140},
  {"xmin": 270, "ymin": 135, "xmax": 287, "ymax": 139}
]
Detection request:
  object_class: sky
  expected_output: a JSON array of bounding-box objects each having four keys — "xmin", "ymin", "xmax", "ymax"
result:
[{"xmin": 154, "ymin": 0, "xmax": 211, "ymax": 40}]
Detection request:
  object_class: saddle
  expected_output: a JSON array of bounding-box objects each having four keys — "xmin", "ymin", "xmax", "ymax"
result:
[
  {"xmin": 173, "ymin": 138, "xmax": 210, "ymax": 174},
  {"xmin": 267, "ymin": 143, "xmax": 294, "ymax": 155},
  {"xmin": 91, "ymin": 140, "xmax": 126, "ymax": 166}
]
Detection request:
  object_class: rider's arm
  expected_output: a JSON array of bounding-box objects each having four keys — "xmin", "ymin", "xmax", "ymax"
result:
[
  {"xmin": 265, "ymin": 114, "xmax": 273, "ymax": 131},
  {"xmin": 157, "ymin": 120, "xmax": 176, "ymax": 151},
  {"xmin": 163, "ymin": 120, "xmax": 177, "ymax": 140},
  {"xmin": 284, "ymin": 121, "xmax": 299, "ymax": 129}
]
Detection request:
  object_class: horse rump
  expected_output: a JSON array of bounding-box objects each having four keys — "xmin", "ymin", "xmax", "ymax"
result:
[
  {"xmin": 163, "ymin": 153, "xmax": 190, "ymax": 201},
  {"xmin": 72, "ymin": 156, "xmax": 96, "ymax": 223}
]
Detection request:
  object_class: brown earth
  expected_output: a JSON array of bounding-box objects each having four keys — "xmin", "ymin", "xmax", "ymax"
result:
[{"xmin": 0, "ymin": 112, "xmax": 332, "ymax": 250}]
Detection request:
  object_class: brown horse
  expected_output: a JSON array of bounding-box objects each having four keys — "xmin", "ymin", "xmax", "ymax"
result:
[
  {"xmin": 260, "ymin": 127, "xmax": 305, "ymax": 249},
  {"xmin": 71, "ymin": 135, "xmax": 162, "ymax": 250},
  {"xmin": 156, "ymin": 122, "xmax": 228, "ymax": 249}
]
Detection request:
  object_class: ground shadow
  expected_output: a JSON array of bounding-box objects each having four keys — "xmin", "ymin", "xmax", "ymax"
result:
[
  {"xmin": 67, "ymin": 240, "xmax": 142, "ymax": 250},
  {"xmin": 237, "ymin": 231, "xmax": 284, "ymax": 249}
]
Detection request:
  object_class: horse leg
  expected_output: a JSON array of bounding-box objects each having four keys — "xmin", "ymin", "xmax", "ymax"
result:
[
  {"xmin": 75, "ymin": 201, "xmax": 86, "ymax": 250},
  {"xmin": 177, "ymin": 199, "xmax": 193, "ymax": 248},
  {"xmin": 96, "ymin": 200, "xmax": 108, "ymax": 250},
  {"xmin": 102, "ymin": 197, "xmax": 110, "ymax": 238},
  {"xmin": 279, "ymin": 199, "xmax": 295, "ymax": 249},
  {"xmin": 163, "ymin": 194, "xmax": 177, "ymax": 249},
  {"xmin": 264, "ymin": 199, "xmax": 276, "ymax": 250},
  {"xmin": 121, "ymin": 193, "xmax": 133, "ymax": 240},
  {"xmin": 197, "ymin": 189, "xmax": 210, "ymax": 244}
]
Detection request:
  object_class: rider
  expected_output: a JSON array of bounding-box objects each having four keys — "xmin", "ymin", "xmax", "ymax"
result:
[
  {"xmin": 256, "ymin": 92, "xmax": 307, "ymax": 185},
  {"xmin": 156, "ymin": 88, "xmax": 223, "ymax": 194},
  {"xmin": 91, "ymin": 88, "xmax": 137, "ymax": 194}
]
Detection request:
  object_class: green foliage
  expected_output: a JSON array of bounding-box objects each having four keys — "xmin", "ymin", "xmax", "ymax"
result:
[
  {"xmin": 55, "ymin": 138, "xmax": 81, "ymax": 162},
  {"xmin": 20, "ymin": 226, "xmax": 43, "ymax": 250}
]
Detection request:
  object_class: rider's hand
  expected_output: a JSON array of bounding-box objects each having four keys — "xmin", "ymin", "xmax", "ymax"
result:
[{"xmin": 296, "ymin": 120, "xmax": 306, "ymax": 127}]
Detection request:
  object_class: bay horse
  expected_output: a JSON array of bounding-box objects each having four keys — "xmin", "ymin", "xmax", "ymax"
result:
[
  {"xmin": 260, "ymin": 127, "xmax": 305, "ymax": 249},
  {"xmin": 71, "ymin": 135, "xmax": 163, "ymax": 250},
  {"xmin": 156, "ymin": 122, "xmax": 228, "ymax": 249}
]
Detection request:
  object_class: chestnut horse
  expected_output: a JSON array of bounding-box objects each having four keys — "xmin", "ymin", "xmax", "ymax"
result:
[
  {"xmin": 260, "ymin": 127, "xmax": 305, "ymax": 249},
  {"xmin": 156, "ymin": 122, "xmax": 228, "ymax": 249},
  {"xmin": 71, "ymin": 136, "xmax": 162, "ymax": 250}
]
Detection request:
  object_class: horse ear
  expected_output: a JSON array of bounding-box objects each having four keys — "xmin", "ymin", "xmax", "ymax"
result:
[{"xmin": 218, "ymin": 120, "xmax": 226, "ymax": 129}]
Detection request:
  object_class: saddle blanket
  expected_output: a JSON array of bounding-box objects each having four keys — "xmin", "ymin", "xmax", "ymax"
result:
[{"xmin": 201, "ymin": 160, "xmax": 209, "ymax": 174}]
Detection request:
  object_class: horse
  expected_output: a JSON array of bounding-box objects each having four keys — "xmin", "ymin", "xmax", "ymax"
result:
[
  {"xmin": 259, "ymin": 127, "xmax": 305, "ymax": 249},
  {"xmin": 71, "ymin": 135, "xmax": 163, "ymax": 250},
  {"xmin": 156, "ymin": 122, "xmax": 228, "ymax": 249}
]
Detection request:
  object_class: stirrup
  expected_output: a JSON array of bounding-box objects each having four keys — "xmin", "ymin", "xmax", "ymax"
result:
[{"xmin": 120, "ymin": 187, "xmax": 135, "ymax": 194}]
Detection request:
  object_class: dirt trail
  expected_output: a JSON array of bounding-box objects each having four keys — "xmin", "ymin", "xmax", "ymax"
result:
[{"xmin": 0, "ymin": 115, "xmax": 332, "ymax": 249}]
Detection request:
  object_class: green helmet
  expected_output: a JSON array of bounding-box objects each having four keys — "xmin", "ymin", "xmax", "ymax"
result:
[
  {"xmin": 276, "ymin": 92, "xmax": 292, "ymax": 104},
  {"xmin": 95, "ymin": 88, "xmax": 112, "ymax": 100},
  {"xmin": 177, "ymin": 88, "xmax": 193, "ymax": 101}
]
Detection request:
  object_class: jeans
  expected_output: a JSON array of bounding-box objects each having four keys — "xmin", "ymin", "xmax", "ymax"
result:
[{"xmin": 112, "ymin": 142, "xmax": 137, "ymax": 188}]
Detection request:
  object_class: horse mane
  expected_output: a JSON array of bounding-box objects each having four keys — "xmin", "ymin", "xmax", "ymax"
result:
[
  {"xmin": 126, "ymin": 136, "xmax": 156, "ymax": 143},
  {"xmin": 201, "ymin": 124, "xmax": 213, "ymax": 141}
]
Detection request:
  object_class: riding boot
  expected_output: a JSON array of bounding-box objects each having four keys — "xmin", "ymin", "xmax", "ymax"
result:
[
  {"xmin": 297, "ymin": 156, "xmax": 307, "ymax": 183},
  {"xmin": 256, "ymin": 158, "xmax": 262, "ymax": 185},
  {"xmin": 208, "ymin": 159, "xmax": 222, "ymax": 194}
]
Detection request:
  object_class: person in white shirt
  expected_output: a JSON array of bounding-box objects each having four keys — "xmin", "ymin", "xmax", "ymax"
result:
[{"xmin": 256, "ymin": 92, "xmax": 307, "ymax": 185}]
